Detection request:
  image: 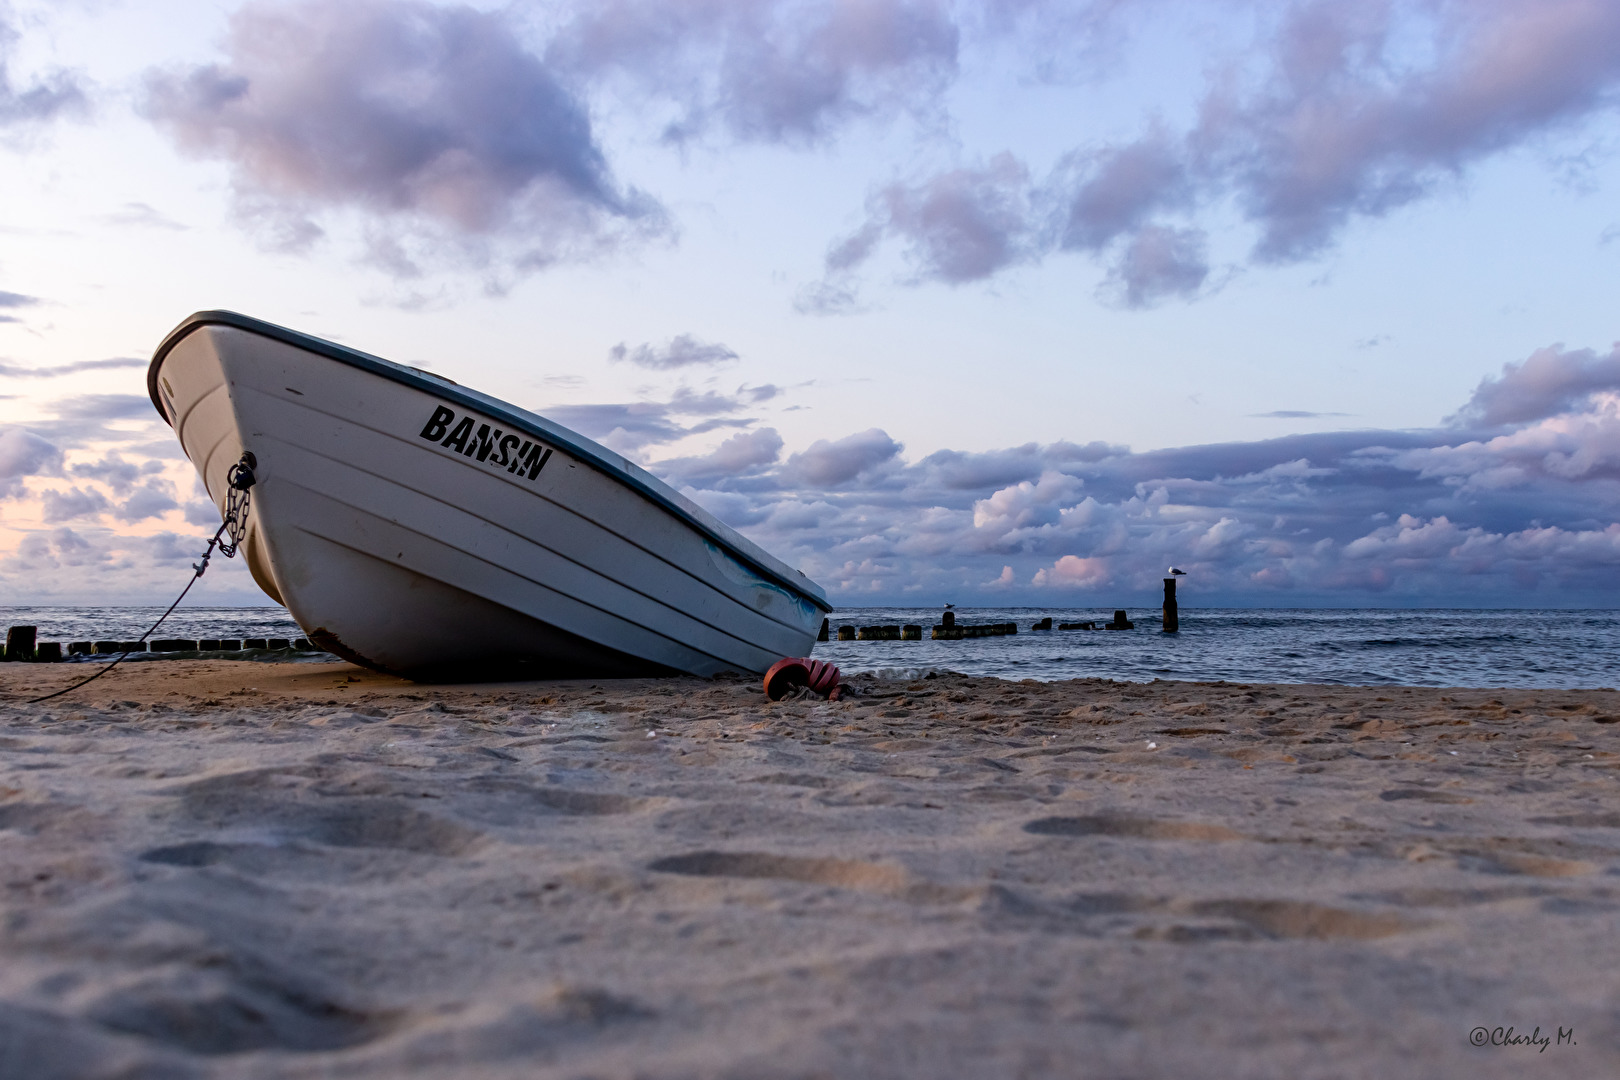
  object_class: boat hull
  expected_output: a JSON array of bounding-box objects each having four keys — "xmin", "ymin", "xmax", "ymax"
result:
[{"xmin": 150, "ymin": 314, "xmax": 830, "ymax": 680}]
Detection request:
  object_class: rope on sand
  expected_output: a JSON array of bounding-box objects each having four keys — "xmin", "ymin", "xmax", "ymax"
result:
[{"xmin": 26, "ymin": 454, "xmax": 257, "ymax": 705}]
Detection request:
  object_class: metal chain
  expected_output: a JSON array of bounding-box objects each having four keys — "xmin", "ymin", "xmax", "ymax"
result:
[{"xmin": 218, "ymin": 454, "xmax": 256, "ymax": 558}]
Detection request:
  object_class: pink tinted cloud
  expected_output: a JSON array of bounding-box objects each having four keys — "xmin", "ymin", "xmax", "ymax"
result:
[
  {"xmin": 1032, "ymin": 555, "xmax": 1111, "ymax": 588},
  {"xmin": 1452, "ymin": 343, "xmax": 1620, "ymax": 427},
  {"xmin": 648, "ymin": 338, "xmax": 1620, "ymax": 603}
]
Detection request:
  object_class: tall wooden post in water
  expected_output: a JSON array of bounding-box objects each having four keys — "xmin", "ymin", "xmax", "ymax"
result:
[{"xmin": 1162, "ymin": 578, "xmax": 1179, "ymax": 633}]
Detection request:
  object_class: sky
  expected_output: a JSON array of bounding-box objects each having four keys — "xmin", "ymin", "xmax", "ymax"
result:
[{"xmin": 2, "ymin": 0, "xmax": 1620, "ymax": 609}]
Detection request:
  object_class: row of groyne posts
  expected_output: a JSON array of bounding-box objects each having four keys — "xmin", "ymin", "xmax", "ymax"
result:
[
  {"xmin": 817, "ymin": 576, "xmax": 1182, "ymax": 642},
  {"xmin": 1, "ymin": 625, "xmax": 316, "ymax": 663}
]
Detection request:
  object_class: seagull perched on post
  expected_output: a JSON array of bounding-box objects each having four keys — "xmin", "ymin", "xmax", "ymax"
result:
[{"xmin": 1167, "ymin": 567, "xmax": 1186, "ymax": 576}]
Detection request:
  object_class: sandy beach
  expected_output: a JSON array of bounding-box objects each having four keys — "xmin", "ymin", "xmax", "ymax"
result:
[{"xmin": 1, "ymin": 660, "xmax": 1618, "ymax": 1078}]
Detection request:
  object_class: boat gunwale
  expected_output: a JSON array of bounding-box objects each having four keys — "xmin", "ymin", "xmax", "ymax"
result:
[{"xmin": 149, "ymin": 309, "xmax": 831, "ymax": 612}]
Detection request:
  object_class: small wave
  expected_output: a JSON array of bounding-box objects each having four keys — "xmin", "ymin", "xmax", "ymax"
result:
[
  {"xmin": 1355, "ymin": 634, "xmax": 1522, "ymax": 649},
  {"xmin": 840, "ymin": 665, "xmax": 965, "ymax": 682}
]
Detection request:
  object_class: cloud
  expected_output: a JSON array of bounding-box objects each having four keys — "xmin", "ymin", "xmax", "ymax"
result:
[
  {"xmin": 540, "ymin": 382, "xmax": 774, "ymax": 456},
  {"xmin": 972, "ymin": 470, "xmax": 1085, "ymax": 533},
  {"xmin": 1101, "ymin": 223, "xmax": 1209, "ymax": 307},
  {"xmin": 793, "ymin": 276, "xmax": 865, "ymax": 316},
  {"xmin": 142, "ymin": 0, "xmax": 657, "ymax": 269},
  {"xmin": 5, "ymin": 526, "xmax": 104, "ymax": 572},
  {"xmin": 97, "ymin": 202, "xmax": 188, "ymax": 230},
  {"xmin": 1055, "ymin": 128, "xmax": 1189, "ymax": 251},
  {"xmin": 186, "ymin": 498, "xmax": 222, "ymax": 527},
  {"xmin": 874, "ymin": 154, "xmax": 1034, "ymax": 283},
  {"xmin": 1452, "ymin": 343, "xmax": 1620, "ymax": 427},
  {"xmin": 661, "ymin": 386, "xmax": 763, "ymax": 415},
  {"xmin": 50, "ymin": 394, "xmax": 154, "ymax": 422},
  {"xmin": 914, "ymin": 441, "xmax": 1123, "ymax": 490},
  {"xmin": 810, "ymin": 0, "xmax": 1620, "ymax": 304},
  {"xmin": 0, "ymin": 9, "xmax": 87, "ymax": 131},
  {"xmin": 655, "ymin": 426, "xmax": 784, "ymax": 485},
  {"xmin": 0, "ymin": 427, "xmax": 62, "ymax": 498},
  {"xmin": 616, "ymin": 337, "xmax": 1620, "ymax": 604},
  {"xmin": 737, "ymin": 383, "xmax": 782, "ymax": 404},
  {"xmin": 1032, "ymin": 554, "xmax": 1111, "ymax": 588},
  {"xmin": 969, "ymin": 0, "xmax": 1152, "ymax": 83},
  {"xmin": 0, "ymin": 289, "xmax": 37, "ymax": 308},
  {"xmin": 114, "ymin": 479, "xmax": 180, "ymax": 522},
  {"xmin": 813, "ymin": 154, "xmax": 1034, "ymax": 297},
  {"xmin": 12, "ymin": 395, "xmax": 168, "ymax": 449},
  {"xmin": 1216, "ymin": 0, "xmax": 1620, "ymax": 262},
  {"xmin": 543, "ymin": 402, "xmax": 747, "ymax": 454},
  {"xmin": 68, "ymin": 452, "xmax": 165, "ymax": 495},
  {"xmin": 1078, "ymin": 0, "xmax": 1620, "ymax": 264},
  {"xmin": 549, "ymin": 0, "xmax": 959, "ymax": 144},
  {"xmin": 610, "ymin": 334, "xmax": 738, "ymax": 369},
  {"xmin": 40, "ymin": 485, "xmax": 109, "ymax": 523},
  {"xmin": 783, "ymin": 428, "xmax": 902, "ymax": 486},
  {"xmin": 0, "ymin": 357, "xmax": 146, "ymax": 378}
]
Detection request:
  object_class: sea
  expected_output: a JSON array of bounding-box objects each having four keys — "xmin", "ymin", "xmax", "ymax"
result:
[{"xmin": 3, "ymin": 605, "xmax": 1618, "ymax": 690}]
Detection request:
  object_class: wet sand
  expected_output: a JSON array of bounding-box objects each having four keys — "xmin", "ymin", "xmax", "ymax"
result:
[{"xmin": 2, "ymin": 660, "xmax": 1618, "ymax": 1078}]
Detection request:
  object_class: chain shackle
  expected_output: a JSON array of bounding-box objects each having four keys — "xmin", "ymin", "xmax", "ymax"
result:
[{"xmin": 219, "ymin": 451, "xmax": 257, "ymax": 558}]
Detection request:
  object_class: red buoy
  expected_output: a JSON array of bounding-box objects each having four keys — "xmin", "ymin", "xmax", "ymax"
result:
[{"xmin": 763, "ymin": 657, "xmax": 841, "ymax": 701}]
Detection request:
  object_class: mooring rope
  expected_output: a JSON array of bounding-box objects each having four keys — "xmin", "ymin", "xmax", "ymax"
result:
[{"xmin": 25, "ymin": 453, "xmax": 257, "ymax": 705}]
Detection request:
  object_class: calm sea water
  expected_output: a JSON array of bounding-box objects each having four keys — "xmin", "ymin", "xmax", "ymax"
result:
[
  {"xmin": 814, "ymin": 607, "xmax": 1620, "ymax": 689},
  {"xmin": 3, "ymin": 605, "xmax": 1617, "ymax": 689},
  {"xmin": 0, "ymin": 607, "xmax": 305, "ymax": 649}
]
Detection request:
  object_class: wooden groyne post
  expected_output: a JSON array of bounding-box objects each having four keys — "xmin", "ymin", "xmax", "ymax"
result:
[
  {"xmin": 1163, "ymin": 577, "xmax": 1179, "ymax": 633},
  {"xmin": 4, "ymin": 626, "xmax": 63, "ymax": 662},
  {"xmin": 4, "ymin": 625, "xmax": 35, "ymax": 661}
]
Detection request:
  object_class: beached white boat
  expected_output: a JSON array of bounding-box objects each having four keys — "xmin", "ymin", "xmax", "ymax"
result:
[{"xmin": 148, "ymin": 311, "xmax": 831, "ymax": 679}]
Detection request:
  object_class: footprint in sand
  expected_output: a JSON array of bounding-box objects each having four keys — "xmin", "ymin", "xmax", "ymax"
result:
[
  {"xmin": 297, "ymin": 804, "xmax": 485, "ymax": 856},
  {"xmin": 649, "ymin": 851, "xmax": 913, "ymax": 893},
  {"xmin": 745, "ymin": 772, "xmax": 839, "ymax": 789},
  {"xmin": 0, "ymin": 802, "xmax": 78, "ymax": 834},
  {"xmin": 1379, "ymin": 788, "xmax": 1474, "ymax": 804},
  {"xmin": 1023, "ymin": 814, "xmax": 1246, "ymax": 842},
  {"xmin": 166, "ymin": 767, "xmax": 486, "ymax": 856},
  {"xmin": 1046, "ymin": 892, "xmax": 1414, "ymax": 941},
  {"xmin": 1357, "ymin": 884, "xmax": 1555, "ymax": 908},
  {"xmin": 86, "ymin": 965, "xmax": 393, "ymax": 1055},
  {"xmin": 462, "ymin": 778, "xmax": 646, "ymax": 816},
  {"xmin": 377, "ymin": 985, "xmax": 652, "ymax": 1063},
  {"xmin": 1529, "ymin": 812, "xmax": 1620, "ymax": 828},
  {"xmin": 1179, "ymin": 898, "xmax": 1412, "ymax": 940},
  {"xmin": 138, "ymin": 840, "xmax": 278, "ymax": 867},
  {"xmin": 1458, "ymin": 851, "xmax": 1597, "ymax": 877}
]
